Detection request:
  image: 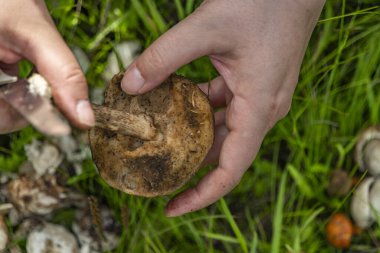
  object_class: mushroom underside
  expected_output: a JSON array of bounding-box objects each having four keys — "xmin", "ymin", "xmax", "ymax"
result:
[{"xmin": 89, "ymin": 73, "xmax": 214, "ymax": 196}]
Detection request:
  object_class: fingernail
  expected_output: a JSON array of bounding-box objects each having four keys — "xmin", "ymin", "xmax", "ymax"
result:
[
  {"xmin": 121, "ymin": 66, "xmax": 145, "ymax": 94},
  {"xmin": 76, "ymin": 100, "xmax": 95, "ymax": 127}
]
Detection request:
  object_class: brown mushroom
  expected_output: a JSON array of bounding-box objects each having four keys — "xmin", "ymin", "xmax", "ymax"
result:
[
  {"xmin": 89, "ymin": 73, "xmax": 214, "ymax": 197},
  {"xmin": 327, "ymin": 169, "xmax": 352, "ymax": 197},
  {"xmin": 325, "ymin": 213, "xmax": 353, "ymax": 249}
]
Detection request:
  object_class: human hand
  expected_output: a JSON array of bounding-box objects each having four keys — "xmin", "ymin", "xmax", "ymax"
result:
[
  {"xmin": 121, "ymin": 0, "xmax": 325, "ymax": 216},
  {"xmin": 0, "ymin": 0, "xmax": 94, "ymax": 134}
]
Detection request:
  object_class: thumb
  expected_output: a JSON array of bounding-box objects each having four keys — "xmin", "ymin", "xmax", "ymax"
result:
[
  {"xmin": 22, "ymin": 24, "xmax": 94, "ymax": 129},
  {"xmin": 121, "ymin": 11, "xmax": 220, "ymax": 94}
]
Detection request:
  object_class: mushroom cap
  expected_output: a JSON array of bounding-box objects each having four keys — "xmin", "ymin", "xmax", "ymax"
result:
[
  {"xmin": 355, "ymin": 125, "xmax": 380, "ymax": 176},
  {"xmin": 369, "ymin": 178, "xmax": 380, "ymax": 219},
  {"xmin": 327, "ymin": 169, "xmax": 351, "ymax": 197},
  {"xmin": 325, "ymin": 213, "xmax": 353, "ymax": 249},
  {"xmin": 89, "ymin": 73, "xmax": 214, "ymax": 197},
  {"xmin": 350, "ymin": 177, "xmax": 375, "ymax": 228}
]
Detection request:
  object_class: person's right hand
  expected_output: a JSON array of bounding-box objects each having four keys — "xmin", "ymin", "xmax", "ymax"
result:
[
  {"xmin": 121, "ymin": 0, "xmax": 325, "ymax": 216},
  {"xmin": 0, "ymin": 0, "xmax": 94, "ymax": 134}
]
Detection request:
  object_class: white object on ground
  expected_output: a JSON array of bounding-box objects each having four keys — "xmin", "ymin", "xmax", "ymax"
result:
[
  {"xmin": 351, "ymin": 177, "xmax": 375, "ymax": 228},
  {"xmin": 7, "ymin": 175, "xmax": 65, "ymax": 216},
  {"xmin": 103, "ymin": 41, "xmax": 140, "ymax": 81},
  {"xmin": 355, "ymin": 126, "xmax": 380, "ymax": 176},
  {"xmin": 26, "ymin": 223, "xmax": 79, "ymax": 253},
  {"xmin": 72, "ymin": 46, "xmax": 90, "ymax": 73},
  {"xmin": 25, "ymin": 139, "xmax": 63, "ymax": 178}
]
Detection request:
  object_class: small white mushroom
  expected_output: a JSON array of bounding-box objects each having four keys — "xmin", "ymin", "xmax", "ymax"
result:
[
  {"xmin": 26, "ymin": 223, "xmax": 79, "ymax": 253},
  {"xmin": 369, "ymin": 178, "xmax": 380, "ymax": 219},
  {"xmin": 350, "ymin": 177, "xmax": 375, "ymax": 228},
  {"xmin": 25, "ymin": 139, "xmax": 63, "ymax": 178},
  {"xmin": 355, "ymin": 125, "xmax": 380, "ymax": 176}
]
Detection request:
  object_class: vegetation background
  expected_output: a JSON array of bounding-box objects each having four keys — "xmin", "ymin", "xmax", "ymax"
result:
[{"xmin": 1, "ymin": 0, "xmax": 380, "ymax": 252}]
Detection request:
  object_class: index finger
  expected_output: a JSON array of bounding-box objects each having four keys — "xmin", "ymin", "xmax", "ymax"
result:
[{"xmin": 24, "ymin": 27, "xmax": 94, "ymax": 128}]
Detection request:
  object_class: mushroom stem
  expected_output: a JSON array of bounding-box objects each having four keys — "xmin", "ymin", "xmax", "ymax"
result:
[{"xmin": 92, "ymin": 104, "xmax": 157, "ymax": 140}]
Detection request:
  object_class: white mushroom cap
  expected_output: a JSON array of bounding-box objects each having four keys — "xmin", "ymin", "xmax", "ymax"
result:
[
  {"xmin": 351, "ymin": 177, "xmax": 375, "ymax": 228},
  {"xmin": 369, "ymin": 178, "xmax": 380, "ymax": 220},
  {"xmin": 26, "ymin": 223, "xmax": 79, "ymax": 253},
  {"xmin": 355, "ymin": 125, "xmax": 380, "ymax": 176},
  {"xmin": 363, "ymin": 140, "xmax": 380, "ymax": 176}
]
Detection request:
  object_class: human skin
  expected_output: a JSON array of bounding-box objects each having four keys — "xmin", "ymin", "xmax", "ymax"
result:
[
  {"xmin": 0, "ymin": 0, "xmax": 94, "ymax": 133},
  {"xmin": 121, "ymin": 0, "xmax": 326, "ymax": 217}
]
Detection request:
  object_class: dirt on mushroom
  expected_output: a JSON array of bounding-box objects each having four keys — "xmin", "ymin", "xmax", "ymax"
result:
[{"xmin": 89, "ymin": 73, "xmax": 214, "ymax": 197}]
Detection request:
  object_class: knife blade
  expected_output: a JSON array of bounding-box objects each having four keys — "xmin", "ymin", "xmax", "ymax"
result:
[
  {"xmin": 0, "ymin": 79, "xmax": 71, "ymax": 136},
  {"xmin": 0, "ymin": 69, "xmax": 17, "ymax": 85}
]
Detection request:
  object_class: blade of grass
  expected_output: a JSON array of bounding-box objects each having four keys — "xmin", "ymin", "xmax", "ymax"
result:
[
  {"xmin": 131, "ymin": 0, "xmax": 158, "ymax": 37},
  {"xmin": 271, "ymin": 172, "xmax": 287, "ymax": 253},
  {"xmin": 287, "ymin": 164, "xmax": 313, "ymax": 199},
  {"xmin": 199, "ymin": 231, "xmax": 240, "ymax": 244},
  {"xmin": 145, "ymin": 0, "xmax": 168, "ymax": 33},
  {"xmin": 87, "ymin": 12, "xmax": 129, "ymax": 51},
  {"xmin": 219, "ymin": 198, "xmax": 248, "ymax": 253},
  {"xmin": 175, "ymin": 0, "xmax": 185, "ymax": 20},
  {"xmin": 249, "ymin": 231, "xmax": 259, "ymax": 253},
  {"xmin": 185, "ymin": 0, "xmax": 195, "ymax": 15}
]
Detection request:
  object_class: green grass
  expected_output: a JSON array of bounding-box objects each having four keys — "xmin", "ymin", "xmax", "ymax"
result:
[{"xmin": 1, "ymin": 0, "xmax": 380, "ymax": 252}]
